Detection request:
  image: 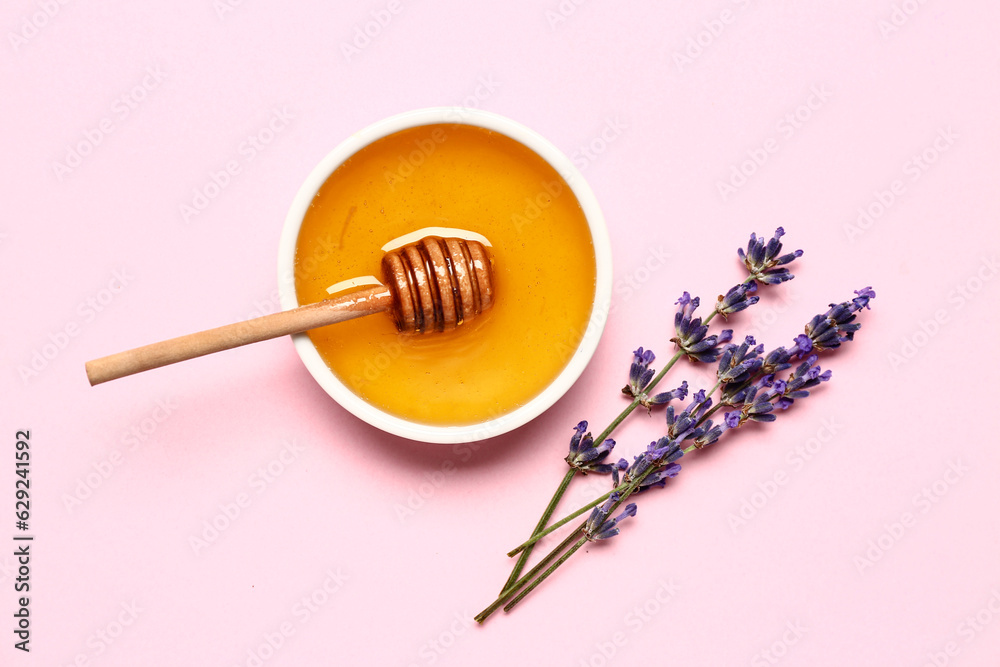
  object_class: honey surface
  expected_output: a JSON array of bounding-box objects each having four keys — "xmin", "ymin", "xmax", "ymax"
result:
[{"xmin": 294, "ymin": 124, "xmax": 596, "ymax": 426}]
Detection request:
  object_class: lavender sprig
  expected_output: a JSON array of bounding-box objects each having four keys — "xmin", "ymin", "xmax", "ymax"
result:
[
  {"xmin": 480, "ymin": 290, "xmax": 873, "ymax": 622},
  {"xmin": 479, "ymin": 229, "xmax": 819, "ymax": 622}
]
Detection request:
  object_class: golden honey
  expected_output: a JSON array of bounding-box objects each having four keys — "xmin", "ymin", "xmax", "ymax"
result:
[{"xmin": 294, "ymin": 123, "xmax": 597, "ymax": 426}]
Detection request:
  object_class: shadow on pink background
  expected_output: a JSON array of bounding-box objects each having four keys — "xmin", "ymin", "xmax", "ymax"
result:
[{"xmin": 2, "ymin": 1, "xmax": 998, "ymax": 665}]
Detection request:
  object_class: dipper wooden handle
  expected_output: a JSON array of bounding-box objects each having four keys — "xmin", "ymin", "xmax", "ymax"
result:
[{"xmin": 85, "ymin": 237, "xmax": 494, "ymax": 386}]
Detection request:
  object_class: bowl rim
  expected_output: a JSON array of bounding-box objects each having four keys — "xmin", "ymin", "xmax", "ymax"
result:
[{"xmin": 277, "ymin": 107, "xmax": 612, "ymax": 443}]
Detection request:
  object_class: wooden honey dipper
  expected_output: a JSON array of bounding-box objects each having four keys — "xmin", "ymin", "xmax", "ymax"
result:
[{"xmin": 85, "ymin": 236, "xmax": 494, "ymax": 386}]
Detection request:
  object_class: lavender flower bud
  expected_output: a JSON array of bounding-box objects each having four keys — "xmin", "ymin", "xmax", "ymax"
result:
[
  {"xmin": 567, "ymin": 421, "xmax": 588, "ymax": 458},
  {"xmin": 692, "ymin": 420, "xmax": 726, "ymax": 449},
  {"xmin": 585, "ymin": 497, "xmax": 638, "ymax": 541},
  {"xmin": 738, "ymin": 227, "xmax": 803, "ymax": 285},
  {"xmin": 644, "ymin": 380, "xmax": 689, "ymax": 409},
  {"xmin": 623, "ymin": 347, "xmax": 656, "ymax": 398},
  {"xmin": 715, "ymin": 281, "xmax": 760, "ymax": 318},
  {"xmin": 761, "ymin": 346, "xmax": 793, "ymax": 376},
  {"xmin": 670, "ymin": 292, "xmax": 734, "ymax": 363},
  {"xmin": 610, "ymin": 458, "xmax": 629, "ymax": 486},
  {"xmin": 636, "ymin": 462, "xmax": 682, "ymax": 492},
  {"xmin": 802, "ymin": 287, "xmax": 877, "ymax": 353},
  {"xmin": 565, "ymin": 423, "xmax": 619, "ymax": 474},
  {"xmin": 722, "ymin": 380, "xmax": 779, "ymax": 424},
  {"xmin": 772, "ymin": 355, "xmax": 832, "ymax": 409},
  {"xmin": 717, "ymin": 336, "xmax": 765, "ymax": 384},
  {"xmin": 623, "ymin": 438, "xmax": 684, "ymax": 487}
]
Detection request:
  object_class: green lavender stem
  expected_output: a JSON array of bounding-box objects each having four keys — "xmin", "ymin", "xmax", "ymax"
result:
[
  {"xmin": 479, "ymin": 462, "xmax": 663, "ymax": 620},
  {"xmin": 500, "ymin": 468, "xmax": 576, "ymax": 595},
  {"xmin": 503, "ymin": 536, "xmax": 589, "ymax": 613},
  {"xmin": 476, "ymin": 526, "xmax": 584, "ymax": 623},
  {"xmin": 507, "ymin": 379, "xmax": 724, "ymax": 557},
  {"xmin": 507, "ymin": 486, "xmax": 618, "ymax": 557},
  {"xmin": 496, "ymin": 351, "xmax": 683, "ymax": 586}
]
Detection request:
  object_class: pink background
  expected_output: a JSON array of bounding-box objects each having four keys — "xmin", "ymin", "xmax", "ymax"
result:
[{"xmin": 3, "ymin": 1, "xmax": 999, "ymax": 665}]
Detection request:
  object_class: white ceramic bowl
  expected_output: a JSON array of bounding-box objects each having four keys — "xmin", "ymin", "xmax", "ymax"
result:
[{"xmin": 277, "ymin": 108, "xmax": 612, "ymax": 443}]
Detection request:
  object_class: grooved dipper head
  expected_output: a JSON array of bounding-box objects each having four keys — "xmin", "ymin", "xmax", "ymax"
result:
[{"xmin": 381, "ymin": 237, "xmax": 495, "ymax": 333}]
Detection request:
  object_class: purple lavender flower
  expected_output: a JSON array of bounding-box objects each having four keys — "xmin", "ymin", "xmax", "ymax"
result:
[
  {"xmin": 717, "ymin": 335, "xmax": 765, "ymax": 384},
  {"xmin": 853, "ymin": 286, "xmax": 876, "ymax": 310},
  {"xmin": 622, "ymin": 347, "xmax": 687, "ymax": 410},
  {"xmin": 623, "ymin": 347, "xmax": 656, "ymax": 397},
  {"xmin": 610, "ymin": 458, "xmax": 629, "ymax": 486},
  {"xmin": 715, "ymin": 282, "xmax": 760, "ymax": 318},
  {"xmin": 671, "ymin": 292, "xmax": 734, "ymax": 363},
  {"xmin": 772, "ymin": 355, "xmax": 832, "ymax": 410},
  {"xmin": 760, "ymin": 346, "xmax": 793, "ymax": 379},
  {"xmin": 665, "ymin": 389, "xmax": 713, "ymax": 440},
  {"xmin": 584, "ymin": 496, "xmax": 638, "ymax": 541},
  {"xmin": 788, "ymin": 334, "xmax": 813, "ymax": 359},
  {"xmin": 738, "ymin": 228, "xmax": 803, "ymax": 285},
  {"xmin": 744, "ymin": 386, "xmax": 779, "ymax": 422},
  {"xmin": 623, "ymin": 438, "xmax": 684, "ymax": 487},
  {"xmin": 692, "ymin": 419, "xmax": 727, "ymax": 449},
  {"xmin": 802, "ymin": 287, "xmax": 877, "ymax": 353},
  {"xmin": 724, "ymin": 383, "xmax": 780, "ymax": 426},
  {"xmin": 565, "ymin": 422, "xmax": 619, "ymax": 474},
  {"xmin": 643, "ymin": 380, "xmax": 689, "ymax": 410},
  {"xmin": 636, "ymin": 462, "xmax": 682, "ymax": 492}
]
